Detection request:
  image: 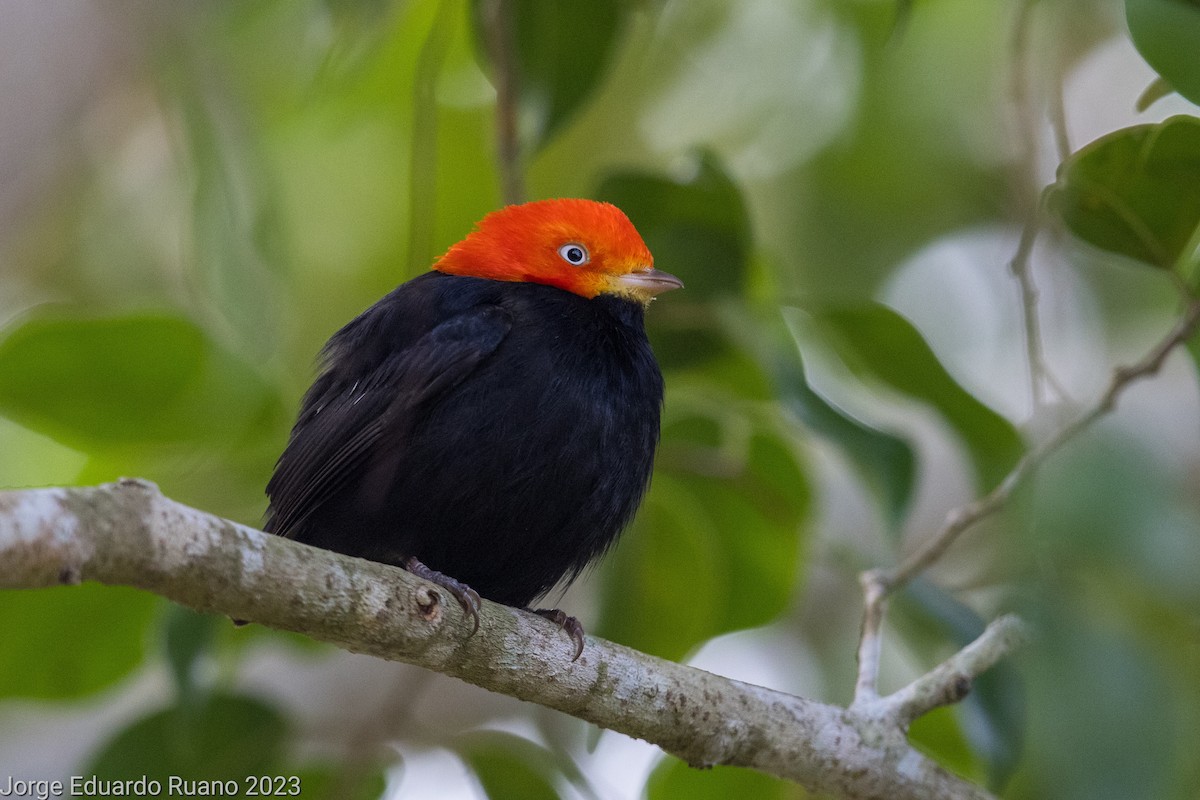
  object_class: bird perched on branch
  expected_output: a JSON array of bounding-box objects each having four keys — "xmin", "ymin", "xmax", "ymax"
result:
[{"xmin": 264, "ymin": 199, "xmax": 681, "ymax": 659}]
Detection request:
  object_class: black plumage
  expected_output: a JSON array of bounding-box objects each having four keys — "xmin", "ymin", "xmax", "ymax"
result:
[{"xmin": 264, "ymin": 272, "xmax": 664, "ymax": 611}]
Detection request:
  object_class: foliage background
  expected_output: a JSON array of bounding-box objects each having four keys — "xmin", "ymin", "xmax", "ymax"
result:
[{"xmin": 2, "ymin": 0, "xmax": 1200, "ymax": 798}]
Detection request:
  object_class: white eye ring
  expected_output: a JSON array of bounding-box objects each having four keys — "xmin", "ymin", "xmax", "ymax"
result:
[{"xmin": 558, "ymin": 243, "xmax": 589, "ymax": 266}]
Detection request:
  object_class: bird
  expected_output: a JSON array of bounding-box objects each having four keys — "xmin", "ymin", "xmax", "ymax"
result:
[{"xmin": 264, "ymin": 198, "xmax": 682, "ymax": 659}]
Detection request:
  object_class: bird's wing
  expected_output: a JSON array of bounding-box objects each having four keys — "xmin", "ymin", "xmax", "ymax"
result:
[{"xmin": 265, "ymin": 305, "xmax": 511, "ymax": 538}]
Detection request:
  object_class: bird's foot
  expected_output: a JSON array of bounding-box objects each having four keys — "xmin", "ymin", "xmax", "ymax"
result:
[
  {"xmin": 530, "ymin": 607, "xmax": 585, "ymax": 661},
  {"xmin": 403, "ymin": 556, "xmax": 481, "ymax": 634}
]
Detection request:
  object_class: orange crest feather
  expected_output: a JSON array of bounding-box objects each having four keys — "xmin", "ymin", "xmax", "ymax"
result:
[{"xmin": 434, "ymin": 199, "xmax": 658, "ymax": 300}]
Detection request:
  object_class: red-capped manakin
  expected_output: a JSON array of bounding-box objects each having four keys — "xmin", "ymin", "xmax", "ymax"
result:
[{"xmin": 264, "ymin": 199, "xmax": 682, "ymax": 659}]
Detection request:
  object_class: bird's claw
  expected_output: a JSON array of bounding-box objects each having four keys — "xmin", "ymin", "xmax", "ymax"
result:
[
  {"xmin": 404, "ymin": 556, "xmax": 481, "ymax": 634},
  {"xmin": 531, "ymin": 607, "xmax": 585, "ymax": 661}
]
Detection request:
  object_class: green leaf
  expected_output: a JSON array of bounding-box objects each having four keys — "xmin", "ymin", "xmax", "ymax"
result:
[
  {"xmin": 897, "ymin": 579, "xmax": 1024, "ymax": 789},
  {"xmin": 1047, "ymin": 116, "xmax": 1200, "ymax": 277},
  {"xmin": 791, "ymin": 1, "xmax": 1013, "ymax": 296},
  {"xmin": 1126, "ymin": 0, "xmax": 1200, "ymax": 107},
  {"xmin": 408, "ymin": 0, "xmax": 462, "ymax": 273},
  {"xmin": 169, "ymin": 70, "xmax": 286, "ymax": 365},
  {"xmin": 458, "ymin": 731, "xmax": 564, "ymax": 800},
  {"xmin": 0, "ymin": 416, "xmax": 88, "ymax": 489},
  {"xmin": 596, "ymin": 155, "xmax": 753, "ymax": 375},
  {"xmin": 907, "ymin": 706, "xmax": 985, "ymax": 786},
  {"xmin": 472, "ymin": 0, "xmax": 626, "ymax": 152},
  {"xmin": 647, "ymin": 755, "xmax": 806, "ymax": 800},
  {"xmin": 1008, "ymin": 615, "xmax": 1176, "ymax": 800},
  {"xmin": 597, "ymin": 473, "xmax": 726, "ymax": 660},
  {"xmin": 724, "ymin": 305, "xmax": 915, "ymax": 528},
  {"xmin": 0, "ymin": 585, "xmax": 158, "ymax": 699},
  {"xmin": 780, "ymin": 361, "xmax": 914, "ymax": 528},
  {"xmin": 292, "ymin": 762, "xmax": 390, "ymax": 800},
  {"xmin": 1002, "ymin": 434, "xmax": 1193, "ymax": 796},
  {"xmin": 814, "ymin": 303, "xmax": 1023, "ymax": 491},
  {"xmin": 598, "ymin": 397, "xmax": 809, "ymax": 661},
  {"xmin": 163, "ymin": 606, "xmax": 220, "ymax": 704},
  {"xmin": 85, "ymin": 692, "xmax": 288, "ymax": 782},
  {"xmin": 1187, "ymin": 329, "xmax": 1200, "ymax": 385},
  {"xmin": 695, "ymin": 433, "xmax": 808, "ymax": 633},
  {"xmin": 0, "ymin": 313, "xmax": 280, "ymax": 452},
  {"xmin": 597, "ymin": 153, "xmax": 752, "ymax": 302},
  {"xmin": 1135, "ymin": 76, "xmax": 1176, "ymax": 113}
]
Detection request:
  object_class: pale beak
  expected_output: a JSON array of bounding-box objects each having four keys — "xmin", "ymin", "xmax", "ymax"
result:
[{"xmin": 612, "ymin": 267, "xmax": 684, "ymax": 298}]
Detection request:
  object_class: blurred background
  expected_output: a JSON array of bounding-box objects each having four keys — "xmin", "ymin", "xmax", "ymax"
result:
[{"xmin": 2, "ymin": 0, "xmax": 1200, "ymax": 798}]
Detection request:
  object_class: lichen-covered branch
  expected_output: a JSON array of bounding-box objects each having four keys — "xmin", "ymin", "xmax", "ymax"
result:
[
  {"xmin": 880, "ymin": 614, "xmax": 1030, "ymax": 726},
  {"xmin": 0, "ymin": 479, "xmax": 1003, "ymax": 800}
]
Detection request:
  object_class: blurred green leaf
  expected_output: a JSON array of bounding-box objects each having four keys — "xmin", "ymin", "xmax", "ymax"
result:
[
  {"xmin": 1126, "ymin": 0, "xmax": 1200, "ymax": 107},
  {"xmin": 1003, "ymin": 435, "xmax": 1186, "ymax": 797},
  {"xmin": 459, "ymin": 731, "xmax": 564, "ymax": 800},
  {"xmin": 965, "ymin": 659, "xmax": 1026, "ymax": 791},
  {"xmin": 778, "ymin": 362, "xmax": 914, "ymax": 528},
  {"xmin": 597, "ymin": 154, "xmax": 753, "ymax": 375},
  {"xmin": 1030, "ymin": 435, "xmax": 1173, "ymax": 566},
  {"xmin": 1134, "ymin": 76, "xmax": 1176, "ymax": 112},
  {"xmin": 697, "ymin": 433, "xmax": 808, "ymax": 633},
  {"xmin": 0, "ymin": 417, "xmax": 87, "ymax": 489},
  {"xmin": 472, "ymin": 0, "xmax": 626, "ymax": 152},
  {"xmin": 814, "ymin": 303, "xmax": 1023, "ymax": 491},
  {"xmin": 597, "ymin": 154, "xmax": 752, "ymax": 303},
  {"xmin": 907, "ymin": 706, "xmax": 984, "ymax": 788},
  {"xmin": 86, "ymin": 692, "xmax": 287, "ymax": 782},
  {"xmin": 725, "ymin": 305, "xmax": 915, "ymax": 527},
  {"xmin": 1006, "ymin": 619, "xmax": 1176, "ymax": 800},
  {"xmin": 1047, "ymin": 116, "xmax": 1200, "ymax": 277},
  {"xmin": 0, "ymin": 313, "xmax": 280, "ymax": 453},
  {"xmin": 897, "ymin": 579, "xmax": 1024, "ymax": 790},
  {"xmin": 790, "ymin": 1, "xmax": 1012, "ymax": 297},
  {"xmin": 0, "ymin": 585, "xmax": 157, "ymax": 700},
  {"xmin": 647, "ymin": 755, "xmax": 807, "ymax": 799},
  {"xmin": 599, "ymin": 399, "xmax": 808, "ymax": 661},
  {"xmin": 293, "ymin": 762, "xmax": 390, "ymax": 800},
  {"xmin": 182, "ymin": 106, "xmax": 286, "ymax": 363},
  {"xmin": 321, "ymin": 0, "xmax": 393, "ymax": 30},
  {"xmin": 408, "ymin": 0, "xmax": 462, "ymax": 273},
  {"xmin": 163, "ymin": 606, "xmax": 220, "ymax": 704},
  {"xmin": 1188, "ymin": 332, "xmax": 1200, "ymax": 392},
  {"xmin": 598, "ymin": 473, "xmax": 725, "ymax": 660}
]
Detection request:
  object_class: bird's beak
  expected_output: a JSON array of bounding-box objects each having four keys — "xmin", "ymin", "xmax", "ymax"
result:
[{"xmin": 612, "ymin": 267, "xmax": 684, "ymax": 299}]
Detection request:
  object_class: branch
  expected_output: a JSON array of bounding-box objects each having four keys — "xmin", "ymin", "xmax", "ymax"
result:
[
  {"xmin": 1006, "ymin": 0, "xmax": 1069, "ymax": 410},
  {"xmin": 0, "ymin": 479, "xmax": 1006, "ymax": 800},
  {"xmin": 876, "ymin": 614, "xmax": 1030, "ymax": 726},
  {"xmin": 891, "ymin": 296, "xmax": 1200, "ymax": 589},
  {"xmin": 854, "ymin": 297, "xmax": 1200, "ymax": 700}
]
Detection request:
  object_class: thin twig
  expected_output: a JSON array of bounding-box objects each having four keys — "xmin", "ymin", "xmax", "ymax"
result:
[
  {"xmin": 853, "ymin": 573, "xmax": 887, "ymax": 704},
  {"xmin": 480, "ymin": 0, "xmax": 525, "ymax": 205},
  {"xmin": 881, "ymin": 296, "xmax": 1200, "ymax": 595},
  {"xmin": 852, "ymin": 298, "xmax": 1200, "ymax": 703},
  {"xmin": 1007, "ymin": 0, "xmax": 1038, "ymax": 180},
  {"xmin": 406, "ymin": 0, "xmax": 458, "ymax": 273},
  {"xmin": 1007, "ymin": 0, "xmax": 1063, "ymax": 412},
  {"xmin": 1008, "ymin": 214, "xmax": 1053, "ymax": 409},
  {"xmin": 1046, "ymin": 4, "xmax": 1072, "ymax": 162},
  {"xmin": 882, "ymin": 614, "xmax": 1030, "ymax": 726}
]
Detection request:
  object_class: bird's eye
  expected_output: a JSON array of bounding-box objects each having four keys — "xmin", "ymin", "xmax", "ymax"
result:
[{"xmin": 558, "ymin": 243, "xmax": 589, "ymax": 266}]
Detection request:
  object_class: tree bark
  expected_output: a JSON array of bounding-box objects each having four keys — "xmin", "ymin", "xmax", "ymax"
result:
[{"xmin": 0, "ymin": 478, "xmax": 1007, "ymax": 800}]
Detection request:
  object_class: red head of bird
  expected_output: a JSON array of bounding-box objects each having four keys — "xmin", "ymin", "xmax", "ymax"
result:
[{"xmin": 433, "ymin": 198, "xmax": 683, "ymax": 305}]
